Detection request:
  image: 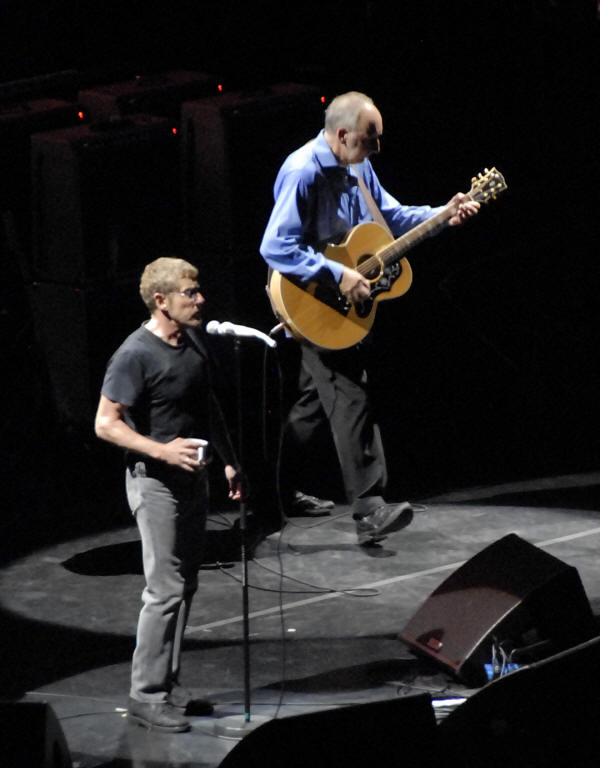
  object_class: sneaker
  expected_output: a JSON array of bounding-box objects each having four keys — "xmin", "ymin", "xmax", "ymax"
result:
[
  {"xmin": 355, "ymin": 502, "xmax": 414, "ymax": 546},
  {"xmin": 127, "ymin": 697, "xmax": 191, "ymax": 733},
  {"xmin": 168, "ymin": 685, "xmax": 214, "ymax": 716},
  {"xmin": 288, "ymin": 491, "xmax": 334, "ymax": 517}
]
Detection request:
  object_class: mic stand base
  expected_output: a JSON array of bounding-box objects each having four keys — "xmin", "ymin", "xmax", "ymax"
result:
[{"xmin": 214, "ymin": 713, "xmax": 271, "ymax": 740}]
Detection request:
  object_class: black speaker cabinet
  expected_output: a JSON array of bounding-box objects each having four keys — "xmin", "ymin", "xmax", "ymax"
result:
[
  {"xmin": 27, "ymin": 276, "xmax": 146, "ymax": 427},
  {"xmin": 31, "ymin": 115, "xmax": 180, "ymax": 285},
  {"xmin": 219, "ymin": 693, "xmax": 437, "ymax": 768},
  {"xmin": 0, "ymin": 701, "xmax": 72, "ymax": 767},
  {"xmin": 437, "ymin": 635, "xmax": 600, "ymax": 768},
  {"xmin": 180, "ymin": 83, "xmax": 323, "ymax": 325},
  {"xmin": 78, "ymin": 70, "xmax": 215, "ymax": 122},
  {"xmin": 399, "ymin": 533, "xmax": 597, "ymax": 686},
  {"xmin": 0, "ymin": 97, "xmax": 83, "ymax": 259}
]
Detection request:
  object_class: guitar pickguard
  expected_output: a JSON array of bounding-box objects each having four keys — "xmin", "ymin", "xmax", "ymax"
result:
[
  {"xmin": 313, "ymin": 283, "xmax": 352, "ymax": 317},
  {"xmin": 353, "ymin": 263, "xmax": 403, "ymax": 319},
  {"xmin": 312, "ymin": 260, "xmax": 405, "ymax": 320},
  {"xmin": 369, "ymin": 261, "xmax": 404, "ymax": 299}
]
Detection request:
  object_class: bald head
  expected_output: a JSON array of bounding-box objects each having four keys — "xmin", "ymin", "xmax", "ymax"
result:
[
  {"xmin": 324, "ymin": 91, "xmax": 374, "ymax": 133},
  {"xmin": 324, "ymin": 91, "xmax": 383, "ymax": 166}
]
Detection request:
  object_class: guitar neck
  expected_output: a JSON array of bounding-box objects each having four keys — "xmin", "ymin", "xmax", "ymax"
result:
[
  {"xmin": 378, "ymin": 205, "xmax": 452, "ymax": 268},
  {"xmin": 355, "ymin": 166, "xmax": 506, "ymax": 278}
]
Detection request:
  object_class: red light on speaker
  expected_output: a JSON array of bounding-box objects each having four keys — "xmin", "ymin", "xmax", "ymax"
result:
[
  {"xmin": 171, "ymin": 127, "xmax": 178, "ymax": 135},
  {"xmin": 217, "ymin": 84, "xmax": 224, "ymax": 93},
  {"xmin": 77, "ymin": 111, "xmax": 85, "ymax": 120},
  {"xmin": 426, "ymin": 636, "xmax": 443, "ymax": 652},
  {"xmin": 320, "ymin": 96, "xmax": 326, "ymax": 104}
]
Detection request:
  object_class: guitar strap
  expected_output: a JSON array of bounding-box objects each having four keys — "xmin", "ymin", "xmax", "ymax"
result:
[{"xmin": 352, "ymin": 167, "xmax": 393, "ymax": 237}]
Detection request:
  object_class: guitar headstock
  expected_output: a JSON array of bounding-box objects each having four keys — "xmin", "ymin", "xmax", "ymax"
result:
[{"xmin": 468, "ymin": 167, "xmax": 507, "ymax": 204}]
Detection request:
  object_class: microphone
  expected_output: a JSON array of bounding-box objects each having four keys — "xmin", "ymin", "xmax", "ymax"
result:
[{"xmin": 205, "ymin": 320, "xmax": 277, "ymax": 348}]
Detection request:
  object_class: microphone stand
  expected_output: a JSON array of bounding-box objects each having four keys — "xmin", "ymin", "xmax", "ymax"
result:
[{"xmin": 214, "ymin": 337, "xmax": 270, "ymax": 739}]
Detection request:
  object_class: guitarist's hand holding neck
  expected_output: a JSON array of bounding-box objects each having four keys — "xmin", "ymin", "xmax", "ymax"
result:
[
  {"xmin": 446, "ymin": 192, "xmax": 480, "ymax": 227},
  {"xmin": 340, "ymin": 266, "xmax": 370, "ymax": 304}
]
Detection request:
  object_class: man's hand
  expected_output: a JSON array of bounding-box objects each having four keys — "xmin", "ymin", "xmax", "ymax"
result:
[
  {"xmin": 96, "ymin": 396, "xmax": 197, "ymax": 471},
  {"xmin": 159, "ymin": 437, "xmax": 205, "ymax": 472},
  {"xmin": 340, "ymin": 266, "xmax": 371, "ymax": 304},
  {"xmin": 446, "ymin": 192, "xmax": 480, "ymax": 226},
  {"xmin": 225, "ymin": 465, "xmax": 243, "ymax": 501}
]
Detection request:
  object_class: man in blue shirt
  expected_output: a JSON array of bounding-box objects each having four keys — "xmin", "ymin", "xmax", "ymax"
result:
[{"xmin": 260, "ymin": 91, "xmax": 479, "ymax": 546}]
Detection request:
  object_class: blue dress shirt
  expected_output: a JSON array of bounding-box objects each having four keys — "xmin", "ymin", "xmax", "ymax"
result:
[{"xmin": 260, "ymin": 130, "xmax": 443, "ymax": 285}]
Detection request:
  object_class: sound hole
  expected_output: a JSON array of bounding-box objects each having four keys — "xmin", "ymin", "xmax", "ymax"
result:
[{"xmin": 358, "ymin": 253, "xmax": 382, "ymax": 282}]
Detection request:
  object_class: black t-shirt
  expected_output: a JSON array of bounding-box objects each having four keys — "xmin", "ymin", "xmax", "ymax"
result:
[{"xmin": 101, "ymin": 324, "xmax": 211, "ymax": 445}]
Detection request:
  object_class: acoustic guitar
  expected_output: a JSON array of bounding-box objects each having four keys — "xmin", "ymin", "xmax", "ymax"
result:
[{"xmin": 267, "ymin": 167, "xmax": 507, "ymax": 350}]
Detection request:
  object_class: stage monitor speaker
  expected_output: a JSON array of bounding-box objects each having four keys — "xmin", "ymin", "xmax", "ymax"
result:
[
  {"xmin": 219, "ymin": 693, "xmax": 437, "ymax": 768},
  {"xmin": 437, "ymin": 635, "xmax": 600, "ymax": 768},
  {"xmin": 180, "ymin": 83, "xmax": 323, "ymax": 324},
  {"xmin": 31, "ymin": 115, "xmax": 180, "ymax": 285},
  {"xmin": 399, "ymin": 533, "xmax": 597, "ymax": 686},
  {"xmin": 0, "ymin": 701, "xmax": 72, "ymax": 767}
]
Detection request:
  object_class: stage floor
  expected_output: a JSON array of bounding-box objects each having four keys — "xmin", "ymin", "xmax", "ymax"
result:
[{"xmin": 2, "ymin": 470, "xmax": 600, "ymax": 767}]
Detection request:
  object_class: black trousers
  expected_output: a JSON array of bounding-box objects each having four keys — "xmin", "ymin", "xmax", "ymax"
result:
[{"xmin": 281, "ymin": 341, "xmax": 388, "ymax": 514}]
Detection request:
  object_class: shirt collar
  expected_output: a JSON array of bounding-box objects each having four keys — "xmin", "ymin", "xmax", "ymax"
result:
[
  {"xmin": 313, "ymin": 130, "xmax": 359, "ymax": 185},
  {"xmin": 314, "ymin": 130, "xmax": 342, "ymax": 170}
]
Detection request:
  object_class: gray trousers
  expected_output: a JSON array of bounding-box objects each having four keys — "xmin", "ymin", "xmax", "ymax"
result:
[{"xmin": 126, "ymin": 460, "xmax": 208, "ymax": 703}]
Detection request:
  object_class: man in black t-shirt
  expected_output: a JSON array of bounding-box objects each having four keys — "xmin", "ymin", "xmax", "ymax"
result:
[{"xmin": 95, "ymin": 257, "xmax": 242, "ymax": 733}]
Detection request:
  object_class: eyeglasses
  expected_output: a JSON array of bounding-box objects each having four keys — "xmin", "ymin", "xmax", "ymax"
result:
[{"xmin": 175, "ymin": 286, "xmax": 203, "ymax": 299}]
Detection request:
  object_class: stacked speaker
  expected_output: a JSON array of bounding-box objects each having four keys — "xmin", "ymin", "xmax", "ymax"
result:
[
  {"xmin": 29, "ymin": 114, "xmax": 181, "ymax": 425},
  {"xmin": 180, "ymin": 83, "xmax": 322, "ymax": 325},
  {"xmin": 13, "ymin": 72, "xmax": 324, "ymax": 429}
]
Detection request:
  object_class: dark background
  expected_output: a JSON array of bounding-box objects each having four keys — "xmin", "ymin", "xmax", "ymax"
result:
[{"xmin": 2, "ymin": 0, "xmax": 598, "ymax": 559}]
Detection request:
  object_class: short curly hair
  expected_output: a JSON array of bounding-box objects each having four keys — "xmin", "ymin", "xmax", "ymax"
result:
[{"xmin": 139, "ymin": 257, "xmax": 198, "ymax": 312}]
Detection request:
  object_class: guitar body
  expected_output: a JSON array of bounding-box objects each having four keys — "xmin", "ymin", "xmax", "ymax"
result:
[{"xmin": 269, "ymin": 221, "xmax": 413, "ymax": 350}]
